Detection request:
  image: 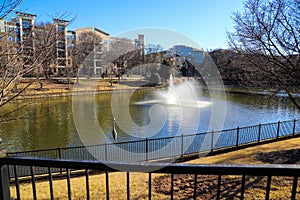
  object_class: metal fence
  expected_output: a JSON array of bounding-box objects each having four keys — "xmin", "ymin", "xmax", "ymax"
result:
[
  {"xmin": 7, "ymin": 118, "xmax": 300, "ymax": 178},
  {"xmin": 0, "ymin": 156, "xmax": 300, "ymax": 200}
]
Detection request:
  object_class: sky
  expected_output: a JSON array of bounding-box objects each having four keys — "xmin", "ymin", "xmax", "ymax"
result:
[{"xmin": 13, "ymin": 0, "xmax": 245, "ymax": 50}]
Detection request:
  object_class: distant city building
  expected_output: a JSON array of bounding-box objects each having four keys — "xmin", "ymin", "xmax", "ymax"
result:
[
  {"xmin": 0, "ymin": 12, "xmax": 144, "ymax": 77},
  {"xmin": 0, "ymin": 12, "xmax": 206, "ymax": 79},
  {"xmin": 53, "ymin": 18, "xmax": 69, "ymax": 75},
  {"xmin": 75, "ymin": 27, "xmax": 110, "ymax": 76},
  {"xmin": 0, "ymin": 12, "xmax": 71, "ymax": 76},
  {"xmin": 0, "ymin": 12, "xmax": 36, "ymax": 69},
  {"xmin": 169, "ymin": 45, "xmax": 204, "ymax": 65}
]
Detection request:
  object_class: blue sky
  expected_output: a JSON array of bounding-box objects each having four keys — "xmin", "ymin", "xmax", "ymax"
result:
[{"xmin": 14, "ymin": 0, "xmax": 245, "ymax": 50}]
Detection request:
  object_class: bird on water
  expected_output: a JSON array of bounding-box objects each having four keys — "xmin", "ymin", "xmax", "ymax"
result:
[{"xmin": 112, "ymin": 118, "xmax": 117, "ymax": 141}]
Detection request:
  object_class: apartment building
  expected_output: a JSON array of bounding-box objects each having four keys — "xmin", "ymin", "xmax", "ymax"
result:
[
  {"xmin": 0, "ymin": 12, "xmax": 36, "ymax": 69},
  {"xmin": 53, "ymin": 18, "xmax": 69, "ymax": 76},
  {"xmin": 0, "ymin": 12, "xmax": 144, "ymax": 78},
  {"xmin": 75, "ymin": 27, "xmax": 110, "ymax": 76},
  {"xmin": 0, "ymin": 12, "xmax": 70, "ymax": 76}
]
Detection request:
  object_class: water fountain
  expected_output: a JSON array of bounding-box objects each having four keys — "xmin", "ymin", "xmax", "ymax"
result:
[
  {"xmin": 129, "ymin": 73, "xmax": 212, "ymax": 140},
  {"xmin": 134, "ymin": 74, "xmax": 211, "ymax": 109}
]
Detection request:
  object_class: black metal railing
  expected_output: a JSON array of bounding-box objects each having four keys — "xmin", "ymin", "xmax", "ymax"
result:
[
  {"xmin": 6, "ymin": 118, "xmax": 300, "ymax": 178},
  {"xmin": 0, "ymin": 156, "xmax": 299, "ymax": 199}
]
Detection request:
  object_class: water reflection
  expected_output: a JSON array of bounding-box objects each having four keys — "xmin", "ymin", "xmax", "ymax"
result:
[
  {"xmin": 222, "ymin": 93, "xmax": 300, "ymax": 128},
  {"xmin": 0, "ymin": 91, "xmax": 299, "ymax": 152},
  {"xmin": 0, "ymin": 97, "xmax": 79, "ymax": 152}
]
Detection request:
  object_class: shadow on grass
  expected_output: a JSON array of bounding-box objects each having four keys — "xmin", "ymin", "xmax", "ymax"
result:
[{"xmin": 153, "ymin": 174, "xmax": 294, "ymax": 199}]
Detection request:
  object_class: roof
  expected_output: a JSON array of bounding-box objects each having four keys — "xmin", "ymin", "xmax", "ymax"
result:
[
  {"xmin": 94, "ymin": 27, "xmax": 109, "ymax": 36},
  {"xmin": 75, "ymin": 27, "xmax": 110, "ymax": 36},
  {"xmin": 53, "ymin": 18, "xmax": 70, "ymax": 24},
  {"xmin": 16, "ymin": 12, "xmax": 37, "ymax": 18}
]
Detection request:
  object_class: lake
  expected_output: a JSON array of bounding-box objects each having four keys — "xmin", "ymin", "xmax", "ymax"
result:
[{"xmin": 0, "ymin": 88, "xmax": 299, "ymax": 152}]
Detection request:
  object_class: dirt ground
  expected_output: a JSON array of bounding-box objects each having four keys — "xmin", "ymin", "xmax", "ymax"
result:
[{"xmin": 154, "ymin": 138, "xmax": 300, "ymax": 199}]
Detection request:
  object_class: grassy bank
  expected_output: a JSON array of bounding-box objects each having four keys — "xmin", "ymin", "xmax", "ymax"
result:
[
  {"xmin": 9, "ymin": 137, "xmax": 300, "ymax": 199},
  {"xmin": 6, "ymin": 78, "xmax": 166, "ymax": 102}
]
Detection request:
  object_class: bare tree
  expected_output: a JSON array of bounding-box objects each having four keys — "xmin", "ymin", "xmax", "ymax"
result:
[
  {"xmin": 0, "ymin": 0, "xmax": 22, "ymax": 18},
  {"xmin": 227, "ymin": 0, "xmax": 300, "ymax": 109},
  {"xmin": 0, "ymin": 3, "xmax": 69, "ymax": 122},
  {"xmin": 73, "ymin": 31, "xmax": 103, "ymax": 78},
  {"xmin": 105, "ymin": 38, "xmax": 141, "ymax": 76}
]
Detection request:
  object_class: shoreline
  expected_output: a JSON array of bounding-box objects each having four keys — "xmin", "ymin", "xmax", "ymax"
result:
[
  {"xmin": 11, "ymin": 77, "xmax": 300, "ymax": 101},
  {"xmin": 13, "ymin": 78, "xmax": 165, "ymax": 100},
  {"xmin": 16, "ymin": 86, "xmax": 164, "ymax": 100}
]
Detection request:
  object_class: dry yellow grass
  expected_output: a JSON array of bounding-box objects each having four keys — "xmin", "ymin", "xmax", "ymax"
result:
[
  {"xmin": 16, "ymin": 78, "xmax": 140, "ymax": 98},
  {"xmin": 9, "ymin": 137, "xmax": 300, "ymax": 199},
  {"xmin": 187, "ymin": 137, "xmax": 300, "ymax": 164},
  {"xmin": 10, "ymin": 172, "xmax": 170, "ymax": 200}
]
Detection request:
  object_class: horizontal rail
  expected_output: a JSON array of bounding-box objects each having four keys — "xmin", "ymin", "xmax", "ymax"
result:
[
  {"xmin": 1, "ymin": 157, "xmax": 300, "ymax": 199},
  {"xmin": 1, "ymin": 157, "xmax": 300, "ymax": 176}
]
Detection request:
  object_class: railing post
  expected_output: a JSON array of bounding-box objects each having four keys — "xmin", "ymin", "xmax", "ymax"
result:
[
  {"xmin": 0, "ymin": 164, "xmax": 11, "ymax": 200},
  {"xmin": 146, "ymin": 138, "xmax": 149, "ymax": 162},
  {"xmin": 211, "ymin": 130, "xmax": 214, "ymax": 152},
  {"xmin": 181, "ymin": 134, "xmax": 184, "ymax": 156},
  {"xmin": 58, "ymin": 146, "xmax": 62, "ymax": 159},
  {"xmin": 236, "ymin": 127, "xmax": 240, "ymax": 147},
  {"xmin": 258, "ymin": 124, "xmax": 261, "ymax": 143},
  {"xmin": 277, "ymin": 121, "xmax": 280, "ymax": 138},
  {"xmin": 58, "ymin": 146, "xmax": 62, "ymax": 174},
  {"xmin": 105, "ymin": 142, "xmax": 108, "ymax": 161},
  {"xmin": 293, "ymin": 119, "xmax": 296, "ymax": 136}
]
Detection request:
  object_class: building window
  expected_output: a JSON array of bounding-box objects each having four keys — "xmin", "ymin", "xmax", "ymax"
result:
[
  {"xmin": 8, "ymin": 27, "xmax": 13, "ymax": 32},
  {"xmin": 8, "ymin": 36, "xmax": 13, "ymax": 43},
  {"xmin": 22, "ymin": 20, "xmax": 31, "ymax": 29},
  {"xmin": 58, "ymin": 51, "xmax": 65, "ymax": 58},
  {"xmin": 96, "ymin": 61, "xmax": 102, "ymax": 67},
  {"xmin": 58, "ymin": 42, "xmax": 65, "ymax": 49},
  {"xmin": 58, "ymin": 25, "xmax": 64, "ymax": 33},
  {"xmin": 58, "ymin": 60, "xmax": 66, "ymax": 66},
  {"xmin": 67, "ymin": 35, "xmax": 71, "ymax": 41},
  {"xmin": 103, "ymin": 40, "xmax": 108, "ymax": 44}
]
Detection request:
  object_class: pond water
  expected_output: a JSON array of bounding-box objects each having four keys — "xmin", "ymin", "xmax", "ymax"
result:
[{"xmin": 0, "ymin": 89, "xmax": 299, "ymax": 152}]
